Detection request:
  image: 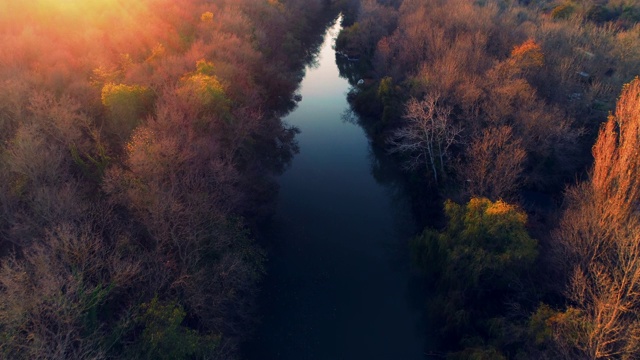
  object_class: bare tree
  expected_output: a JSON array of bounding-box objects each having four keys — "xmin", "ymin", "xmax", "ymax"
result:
[
  {"xmin": 460, "ymin": 126, "xmax": 526, "ymax": 200},
  {"xmin": 387, "ymin": 93, "xmax": 461, "ymax": 183},
  {"xmin": 0, "ymin": 222, "xmax": 139, "ymax": 360}
]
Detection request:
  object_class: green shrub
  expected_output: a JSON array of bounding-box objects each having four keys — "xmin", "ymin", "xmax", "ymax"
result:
[{"xmin": 132, "ymin": 296, "xmax": 219, "ymax": 360}]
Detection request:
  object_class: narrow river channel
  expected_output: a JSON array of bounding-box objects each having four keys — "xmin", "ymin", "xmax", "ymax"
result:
[{"xmin": 247, "ymin": 17, "xmax": 428, "ymax": 359}]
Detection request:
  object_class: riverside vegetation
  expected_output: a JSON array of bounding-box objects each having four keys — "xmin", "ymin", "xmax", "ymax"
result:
[
  {"xmin": 338, "ymin": 0, "xmax": 640, "ymax": 358},
  {"xmin": 0, "ymin": 0, "xmax": 354, "ymax": 358}
]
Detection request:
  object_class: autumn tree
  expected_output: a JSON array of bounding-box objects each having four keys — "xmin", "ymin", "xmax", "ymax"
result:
[
  {"xmin": 0, "ymin": 1, "xmax": 346, "ymax": 359},
  {"xmin": 552, "ymin": 78, "xmax": 640, "ymax": 359},
  {"xmin": 176, "ymin": 59, "xmax": 230, "ymax": 117},
  {"xmin": 387, "ymin": 93, "xmax": 461, "ymax": 183},
  {"xmin": 460, "ymin": 126, "xmax": 526, "ymax": 200},
  {"xmin": 0, "ymin": 93, "xmax": 98, "ymax": 246},
  {"xmin": 0, "ymin": 221, "xmax": 140, "ymax": 360},
  {"xmin": 508, "ymin": 39, "xmax": 544, "ymax": 73},
  {"xmin": 481, "ymin": 39, "xmax": 580, "ymax": 188},
  {"xmin": 102, "ymin": 93, "xmax": 264, "ymax": 351},
  {"xmin": 335, "ymin": 0, "xmax": 398, "ymax": 58}
]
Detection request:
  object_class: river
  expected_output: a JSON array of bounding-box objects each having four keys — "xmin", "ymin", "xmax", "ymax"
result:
[{"xmin": 246, "ymin": 17, "xmax": 428, "ymax": 359}]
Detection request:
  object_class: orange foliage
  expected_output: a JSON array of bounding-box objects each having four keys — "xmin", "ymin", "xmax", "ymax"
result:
[
  {"xmin": 592, "ymin": 77, "xmax": 640, "ymax": 221},
  {"xmin": 554, "ymin": 77, "xmax": 640, "ymax": 359},
  {"xmin": 483, "ymin": 199, "xmax": 525, "ymax": 220},
  {"xmin": 509, "ymin": 39, "xmax": 544, "ymax": 69}
]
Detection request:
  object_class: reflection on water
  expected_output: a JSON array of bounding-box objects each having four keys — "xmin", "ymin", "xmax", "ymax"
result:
[{"xmin": 246, "ymin": 16, "xmax": 429, "ymax": 360}]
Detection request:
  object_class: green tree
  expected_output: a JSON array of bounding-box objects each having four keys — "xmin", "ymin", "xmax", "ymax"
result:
[
  {"xmin": 377, "ymin": 76, "xmax": 397, "ymax": 125},
  {"xmin": 133, "ymin": 296, "xmax": 218, "ymax": 360},
  {"xmin": 415, "ymin": 198, "xmax": 537, "ymax": 291},
  {"xmin": 101, "ymin": 83, "xmax": 153, "ymax": 141},
  {"xmin": 412, "ymin": 198, "xmax": 538, "ymax": 348}
]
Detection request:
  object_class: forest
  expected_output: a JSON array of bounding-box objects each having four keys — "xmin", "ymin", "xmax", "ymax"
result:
[
  {"xmin": 0, "ymin": 0, "xmax": 347, "ymax": 358},
  {"xmin": 338, "ymin": 0, "xmax": 640, "ymax": 358},
  {"xmin": 1, "ymin": 0, "xmax": 640, "ymax": 359}
]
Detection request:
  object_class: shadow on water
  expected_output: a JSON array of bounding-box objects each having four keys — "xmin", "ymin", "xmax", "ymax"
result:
[{"xmin": 245, "ymin": 15, "xmax": 435, "ymax": 360}]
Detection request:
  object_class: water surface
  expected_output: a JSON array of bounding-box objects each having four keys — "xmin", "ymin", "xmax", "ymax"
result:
[{"xmin": 248, "ymin": 18, "xmax": 427, "ymax": 360}]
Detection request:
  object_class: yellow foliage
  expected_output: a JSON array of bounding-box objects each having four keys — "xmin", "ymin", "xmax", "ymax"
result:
[
  {"xmin": 201, "ymin": 11, "xmax": 213, "ymax": 23},
  {"xmin": 195, "ymin": 59, "xmax": 215, "ymax": 76},
  {"xmin": 466, "ymin": 197, "xmax": 528, "ymax": 223},
  {"xmin": 177, "ymin": 72, "xmax": 229, "ymax": 114},
  {"xmin": 486, "ymin": 199, "xmax": 517, "ymax": 216},
  {"xmin": 180, "ymin": 74, "xmax": 224, "ymax": 97},
  {"xmin": 91, "ymin": 65, "xmax": 121, "ymax": 87},
  {"xmin": 100, "ymin": 83, "xmax": 149, "ymax": 108}
]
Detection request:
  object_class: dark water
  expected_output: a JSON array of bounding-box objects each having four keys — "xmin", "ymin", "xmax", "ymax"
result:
[{"xmin": 247, "ymin": 18, "xmax": 428, "ymax": 360}]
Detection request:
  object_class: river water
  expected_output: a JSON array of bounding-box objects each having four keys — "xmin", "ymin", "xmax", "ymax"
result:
[{"xmin": 247, "ymin": 18, "xmax": 427, "ymax": 359}]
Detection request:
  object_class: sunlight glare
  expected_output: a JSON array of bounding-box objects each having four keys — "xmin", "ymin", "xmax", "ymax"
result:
[{"xmin": 35, "ymin": 0, "xmax": 123, "ymax": 18}]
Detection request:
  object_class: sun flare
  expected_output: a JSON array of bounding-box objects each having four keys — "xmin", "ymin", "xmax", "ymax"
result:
[
  {"xmin": 12, "ymin": 0, "xmax": 154, "ymax": 40},
  {"xmin": 30, "ymin": 0, "xmax": 139, "ymax": 25}
]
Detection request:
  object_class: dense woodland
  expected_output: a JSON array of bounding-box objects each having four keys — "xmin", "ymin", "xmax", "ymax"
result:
[
  {"xmin": 3, "ymin": 0, "xmax": 640, "ymax": 358},
  {"xmin": 0, "ymin": 0, "xmax": 347, "ymax": 358},
  {"xmin": 338, "ymin": 0, "xmax": 640, "ymax": 358}
]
